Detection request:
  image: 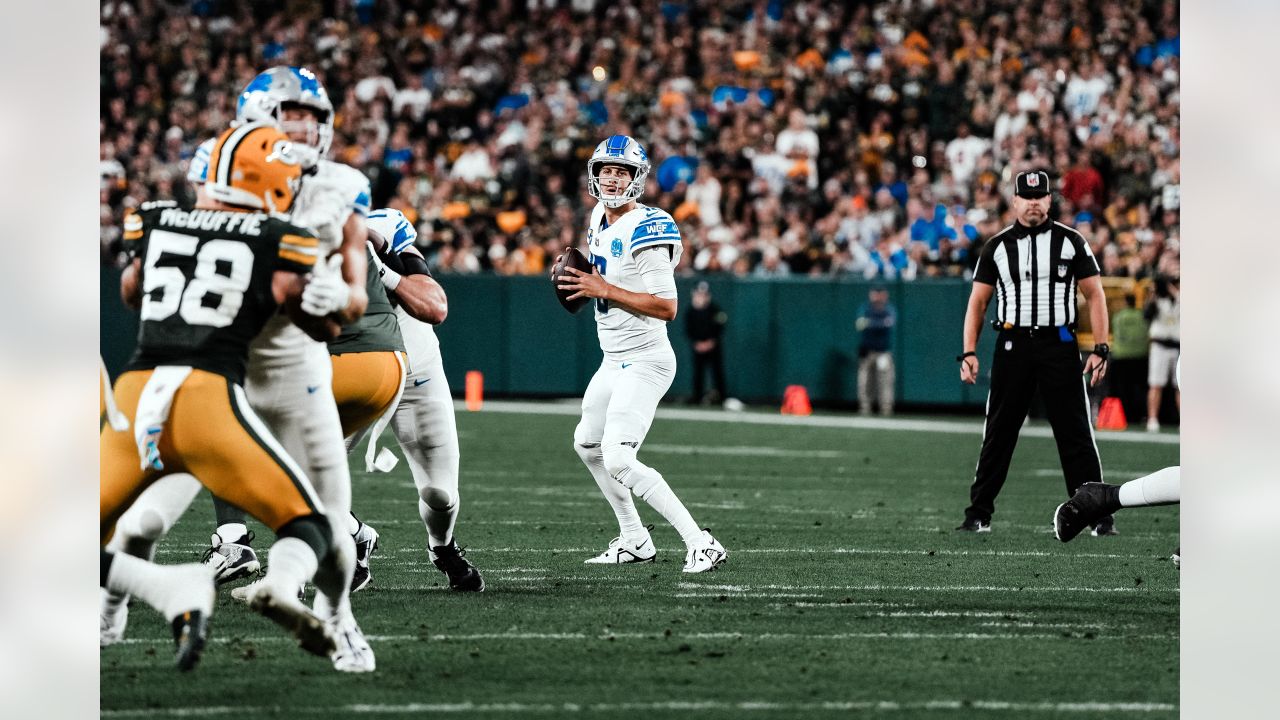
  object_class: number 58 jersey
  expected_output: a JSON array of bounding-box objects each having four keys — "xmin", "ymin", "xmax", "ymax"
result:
[{"xmin": 123, "ymin": 202, "xmax": 320, "ymax": 385}]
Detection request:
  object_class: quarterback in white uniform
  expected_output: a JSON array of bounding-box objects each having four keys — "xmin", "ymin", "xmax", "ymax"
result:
[
  {"xmin": 100, "ymin": 67, "xmax": 375, "ymax": 672},
  {"xmin": 556, "ymin": 135, "xmax": 727, "ymax": 573},
  {"xmin": 357, "ymin": 208, "xmax": 483, "ymax": 591}
]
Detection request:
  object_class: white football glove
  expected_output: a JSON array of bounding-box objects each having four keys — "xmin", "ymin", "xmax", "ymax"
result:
[
  {"xmin": 301, "ymin": 254, "xmax": 351, "ymax": 317},
  {"xmin": 366, "ymin": 240, "xmax": 401, "ymax": 290}
]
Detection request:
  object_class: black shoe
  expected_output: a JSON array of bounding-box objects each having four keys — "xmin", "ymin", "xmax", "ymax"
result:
[
  {"xmin": 349, "ymin": 563, "xmax": 372, "ymax": 594},
  {"xmin": 171, "ymin": 609, "xmax": 209, "ymax": 672},
  {"xmin": 955, "ymin": 517, "xmax": 991, "ymax": 532},
  {"xmin": 1053, "ymin": 483, "xmax": 1121, "ymax": 542},
  {"xmin": 350, "ymin": 520, "xmax": 379, "ymax": 593},
  {"xmin": 432, "ymin": 539, "xmax": 484, "ymax": 592},
  {"xmin": 1091, "ymin": 515, "xmax": 1119, "ymax": 537}
]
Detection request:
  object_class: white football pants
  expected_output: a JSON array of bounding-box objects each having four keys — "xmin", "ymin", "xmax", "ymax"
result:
[
  {"xmin": 390, "ymin": 350, "xmax": 461, "ymax": 550},
  {"xmin": 573, "ymin": 343, "xmax": 702, "ymax": 547}
]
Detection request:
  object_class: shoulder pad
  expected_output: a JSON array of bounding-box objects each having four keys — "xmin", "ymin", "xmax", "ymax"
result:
[
  {"xmin": 186, "ymin": 137, "xmax": 216, "ymax": 185},
  {"xmin": 315, "ymin": 161, "xmax": 372, "ymax": 216},
  {"xmin": 629, "ymin": 209, "xmax": 681, "ymax": 252}
]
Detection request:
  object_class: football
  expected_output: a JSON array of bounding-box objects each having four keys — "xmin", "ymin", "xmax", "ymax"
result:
[{"xmin": 550, "ymin": 246, "xmax": 594, "ymax": 314}]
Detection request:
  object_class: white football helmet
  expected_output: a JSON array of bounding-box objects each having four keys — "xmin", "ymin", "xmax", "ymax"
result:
[
  {"xmin": 236, "ymin": 66, "xmax": 334, "ymax": 168},
  {"xmin": 587, "ymin": 135, "xmax": 650, "ymax": 208}
]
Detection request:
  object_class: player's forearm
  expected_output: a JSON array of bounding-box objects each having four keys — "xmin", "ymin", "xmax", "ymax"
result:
[
  {"xmin": 963, "ymin": 295, "xmax": 988, "ymax": 353},
  {"xmin": 394, "ymin": 275, "xmax": 449, "ymax": 325},
  {"xmin": 606, "ymin": 286, "xmax": 677, "ymax": 321},
  {"xmin": 120, "ymin": 259, "xmax": 142, "ymax": 310},
  {"xmin": 334, "ymin": 215, "xmax": 370, "ymax": 323},
  {"xmin": 1088, "ymin": 289, "xmax": 1109, "ymax": 344}
]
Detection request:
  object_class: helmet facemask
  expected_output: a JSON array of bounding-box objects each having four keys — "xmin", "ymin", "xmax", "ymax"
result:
[{"xmin": 588, "ymin": 159, "xmax": 648, "ymax": 209}]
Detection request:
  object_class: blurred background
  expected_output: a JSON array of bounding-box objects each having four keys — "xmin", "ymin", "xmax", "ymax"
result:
[{"xmin": 99, "ymin": 0, "xmax": 1180, "ymax": 420}]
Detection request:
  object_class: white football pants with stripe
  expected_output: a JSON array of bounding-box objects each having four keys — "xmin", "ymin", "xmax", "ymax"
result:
[{"xmin": 573, "ymin": 342, "xmax": 703, "ymax": 548}]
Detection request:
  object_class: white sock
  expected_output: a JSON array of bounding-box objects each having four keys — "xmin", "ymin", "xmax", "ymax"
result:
[
  {"xmin": 1118, "ymin": 466, "xmax": 1181, "ymax": 507},
  {"xmin": 345, "ymin": 512, "xmax": 361, "ymax": 537},
  {"xmin": 216, "ymin": 522, "xmax": 249, "ymax": 543},
  {"xmin": 577, "ymin": 444, "xmax": 647, "ymax": 542},
  {"xmin": 262, "ymin": 537, "xmax": 319, "ymax": 591},
  {"xmin": 624, "ymin": 463, "xmax": 702, "ymax": 548},
  {"xmin": 105, "ymin": 553, "xmax": 212, "ymax": 621}
]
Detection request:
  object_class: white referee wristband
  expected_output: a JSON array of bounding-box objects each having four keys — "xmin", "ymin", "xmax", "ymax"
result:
[{"xmin": 379, "ymin": 267, "xmax": 402, "ymax": 291}]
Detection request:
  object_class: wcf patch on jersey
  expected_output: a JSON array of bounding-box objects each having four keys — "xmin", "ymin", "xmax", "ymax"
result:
[{"xmin": 611, "ymin": 237, "xmax": 624, "ymax": 258}]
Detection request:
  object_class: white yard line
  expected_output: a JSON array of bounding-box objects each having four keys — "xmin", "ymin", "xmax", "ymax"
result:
[
  {"xmin": 103, "ymin": 699, "xmax": 1176, "ymax": 717},
  {"xmin": 113, "ymin": 629, "xmax": 1176, "ymax": 648},
  {"xmin": 466, "ymin": 400, "xmax": 1180, "ymax": 446}
]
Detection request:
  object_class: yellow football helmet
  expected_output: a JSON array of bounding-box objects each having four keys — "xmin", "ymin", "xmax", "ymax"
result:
[{"xmin": 204, "ymin": 122, "xmax": 302, "ymax": 212}]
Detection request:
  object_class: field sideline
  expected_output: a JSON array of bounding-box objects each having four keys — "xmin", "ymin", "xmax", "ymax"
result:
[{"xmin": 102, "ymin": 402, "xmax": 1180, "ymax": 718}]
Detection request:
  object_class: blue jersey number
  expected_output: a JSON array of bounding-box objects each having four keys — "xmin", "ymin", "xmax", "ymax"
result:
[{"xmin": 591, "ymin": 254, "xmax": 609, "ymax": 313}]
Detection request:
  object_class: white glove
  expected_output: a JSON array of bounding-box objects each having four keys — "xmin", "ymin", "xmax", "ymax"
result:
[
  {"xmin": 366, "ymin": 240, "xmax": 401, "ymax": 290},
  {"xmin": 301, "ymin": 254, "xmax": 351, "ymax": 316}
]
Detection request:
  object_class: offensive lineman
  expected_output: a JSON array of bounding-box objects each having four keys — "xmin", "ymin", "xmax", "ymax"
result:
[
  {"xmin": 102, "ymin": 123, "xmax": 343, "ymax": 669},
  {"xmin": 355, "ymin": 208, "xmax": 484, "ymax": 591},
  {"xmin": 555, "ymin": 135, "xmax": 727, "ymax": 572}
]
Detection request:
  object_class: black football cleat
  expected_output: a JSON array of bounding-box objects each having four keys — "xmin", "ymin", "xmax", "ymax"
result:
[
  {"xmin": 955, "ymin": 517, "xmax": 991, "ymax": 532},
  {"xmin": 432, "ymin": 539, "xmax": 484, "ymax": 592},
  {"xmin": 350, "ymin": 520, "xmax": 379, "ymax": 593},
  {"xmin": 1054, "ymin": 482, "xmax": 1122, "ymax": 542},
  {"xmin": 1091, "ymin": 515, "xmax": 1119, "ymax": 537},
  {"xmin": 171, "ymin": 609, "xmax": 209, "ymax": 672}
]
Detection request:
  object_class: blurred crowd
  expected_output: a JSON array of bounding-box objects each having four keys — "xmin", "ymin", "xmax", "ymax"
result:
[{"xmin": 101, "ymin": 0, "xmax": 1180, "ymax": 284}]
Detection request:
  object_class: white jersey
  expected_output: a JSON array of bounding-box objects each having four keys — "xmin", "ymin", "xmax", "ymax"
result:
[{"xmin": 585, "ymin": 203, "xmax": 683, "ymax": 355}]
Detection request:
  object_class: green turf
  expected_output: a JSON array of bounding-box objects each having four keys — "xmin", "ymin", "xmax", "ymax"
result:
[{"xmin": 101, "ymin": 406, "xmax": 1179, "ymax": 718}]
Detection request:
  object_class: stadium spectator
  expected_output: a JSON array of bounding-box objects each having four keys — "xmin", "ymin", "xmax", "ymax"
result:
[{"xmin": 99, "ymin": 0, "xmax": 1180, "ymax": 283}]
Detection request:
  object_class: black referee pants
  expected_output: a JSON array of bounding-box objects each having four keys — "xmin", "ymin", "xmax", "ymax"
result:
[{"xmin": 965, "ymin": 329, "xmax": 1103, "ymax": 522}]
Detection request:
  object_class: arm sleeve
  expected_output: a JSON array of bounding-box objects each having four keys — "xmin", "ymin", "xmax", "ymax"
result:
[
  {"xmin": 630, "ymin": 212, "xmax": 682, "ymax": 255},
  {"xmin": 634, "ymin": 245, "xmax": 677, "ymax": 299},
  {"xmin": 276, "ymin": 231, "xmax": 321, "ymax": 274}
]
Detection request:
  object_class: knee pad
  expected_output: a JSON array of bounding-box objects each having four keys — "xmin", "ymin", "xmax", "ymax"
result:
[
  {"xmin": 421, "ymin": 486, "xmax": 456, "ymax": 512},
  {"xmin": 276, "ymin": 513, "xmax": 333, "ymax": 562},
  {"xmin": 574, "ymin": 439, "xmax": 601, "ymax": 465},
  {"xmin": 602, "ymin": 441, "xmax": 653, "ymax": 488},
  {"xmin": 601, "ymin": 442, "xmax": 634, "ymax": 481}
]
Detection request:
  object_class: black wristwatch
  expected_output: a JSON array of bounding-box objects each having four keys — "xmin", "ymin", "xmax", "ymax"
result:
[
  {"xmin": 956, "ymin": 351, "xmax": 977, "ymax": 363},
  {"xmin": 1090, "ymin": 343, "xmax": 1110, "ymax": 359}
]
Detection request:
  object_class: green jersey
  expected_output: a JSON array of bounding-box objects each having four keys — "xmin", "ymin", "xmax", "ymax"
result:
[
  {"xmin": 124, "ymin": 202, "xmax": 320, "ymax": 385},
  {"xmin": 328, "ymin": 245, "xmax": 406, "ymax": 355}
]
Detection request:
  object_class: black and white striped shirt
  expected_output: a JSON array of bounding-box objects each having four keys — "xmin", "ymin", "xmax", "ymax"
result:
[{"xmin": 973, "ymin": 221, "xmax": 1100, "ymax": 327}]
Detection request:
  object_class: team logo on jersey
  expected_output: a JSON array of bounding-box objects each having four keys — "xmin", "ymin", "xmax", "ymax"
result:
[
  {"xmin": 1056, "ymin": 263, "xmax": 1068, "ymax": 278},
  {"xmin": 611, "ymin": 237, "xmax": 624, "ymax": 258}
]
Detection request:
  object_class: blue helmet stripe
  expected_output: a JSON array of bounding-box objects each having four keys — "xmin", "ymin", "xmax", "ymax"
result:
[{"xmin": 605, "ymin": 135, "xmax": 628, "ymax": 155}]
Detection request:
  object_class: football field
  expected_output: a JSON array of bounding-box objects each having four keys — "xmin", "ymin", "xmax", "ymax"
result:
[{"xmin": 101, "ymin": 402, "xmax": 1180, "ymax": 718}]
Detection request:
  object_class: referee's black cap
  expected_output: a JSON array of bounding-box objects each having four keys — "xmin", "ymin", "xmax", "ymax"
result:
[{"xmin": 1014, "ymin": 170, "xmax": 1051, "ymax": 198}]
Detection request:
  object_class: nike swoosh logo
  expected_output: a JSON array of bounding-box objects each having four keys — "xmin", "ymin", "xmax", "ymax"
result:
[
  {"xmin": 621, "ymin": 363, "xmax": 632, "ymax": 369},
  {"xmin": 413, "ymin": 378, "xmax": 430, "ymax": 386},
  {"xmin": 306, "ymin": 385, "xmax": 321, "ymax": 394}
]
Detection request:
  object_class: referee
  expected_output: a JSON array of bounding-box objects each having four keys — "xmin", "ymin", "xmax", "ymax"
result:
[{"xmin": 956, "ymin": 170, "xmax": 1113, "ymax": 534}]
